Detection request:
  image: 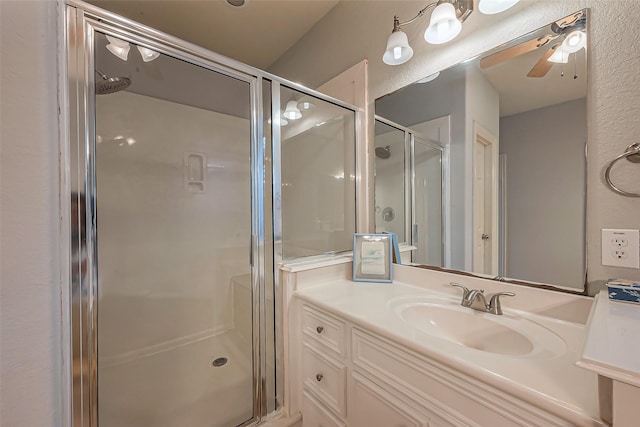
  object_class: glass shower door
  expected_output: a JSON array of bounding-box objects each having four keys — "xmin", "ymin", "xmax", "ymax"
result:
[
  {"xmin": 94, "ymin": 33, "xmax": 256, "ymax": 427},
  {"xmin": 413, "ymin": 136, "xmax": 444, "ymax": 266}
]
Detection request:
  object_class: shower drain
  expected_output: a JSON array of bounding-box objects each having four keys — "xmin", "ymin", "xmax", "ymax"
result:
[{"xmin": 212, "ymin": 357, "xmax": 228, "ymax": 367}]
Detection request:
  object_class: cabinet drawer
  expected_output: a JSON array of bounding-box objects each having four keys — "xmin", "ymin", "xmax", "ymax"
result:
[
  {"xmin": 302, "ymin": 391, "xmax": 345, "ymax": 427},
  {"xmin": 302, "ymin": 344, "xmax": 346, "ymax": 416},
  {"xmin": 302, "ymin": 305, "xmax": 346, "ymax": 357}
]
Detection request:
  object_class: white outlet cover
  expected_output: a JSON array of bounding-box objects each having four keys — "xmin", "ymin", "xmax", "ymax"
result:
[{"xmin": 602, "ymin": 229, "xmax": 640, "ymax": 269}]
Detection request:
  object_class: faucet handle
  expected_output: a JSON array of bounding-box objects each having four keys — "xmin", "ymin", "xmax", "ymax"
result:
[
  {"xmin": 449, "ymin": 282, "xmax": 470, "ymax": 298},
  {"xmin": 488, "ymin": 292, "xmax": 515, "ymax": 315}
]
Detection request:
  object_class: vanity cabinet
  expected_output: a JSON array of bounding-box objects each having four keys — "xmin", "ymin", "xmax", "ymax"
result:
[{"xmin": 295, "ymin": 303, "xmax": 581, "ymax": 427}]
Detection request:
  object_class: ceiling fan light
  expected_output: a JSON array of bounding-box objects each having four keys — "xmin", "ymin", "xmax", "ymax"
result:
[
  {"xmin": 562, "ymin": 30, "xmax": 587, "ymax": 54},
  {"xmin": 137, "ymin": 46, "xmax": 160, "ymax": 62},
  {"xmin": 478, "ymin": 0, "xmax": 521, "ymax": 15},
  {"xmin": 283, "ymin": 101, "xmax": 301, "ymax": 120},
  {"xmin": 548, "ymin": 46, "xmax": 570, "ymax": 64},
  {"xmin": 424, "ymin": 3, "xmax": 462, "ymax": 45},
  {"xmin": 383, "ymin": 30, "xmax": 414, "ymax": 65}
]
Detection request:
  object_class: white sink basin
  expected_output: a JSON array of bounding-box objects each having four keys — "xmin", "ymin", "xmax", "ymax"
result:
[{"xmin": 389, "ymin": 296, "xmax": 567, "ymax": 358}]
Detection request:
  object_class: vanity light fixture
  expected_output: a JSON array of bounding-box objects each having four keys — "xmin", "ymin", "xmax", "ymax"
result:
[
  {"xmin": 267, "ymin": 116, "xmax": 289, "ymax": 126},
  {"xmin": 478, "ymin": 0, "xmax": 520, "ymax": 15},
  {"xmin": 424, "ymin": 2, "xmax": 462, "ymax": 44},
  {"xmin": 137, "ymin": 46, "xmax": 160, "ymax": 62},
  {"xmin": 383, "ymin": 0, "xmax": 520, "ymax": 65},
  {"xmin": 283, "ymin": 101, "xmax": 302, "ymax": 120},
  {"xmin": 416, "ymin": 71, "xmax": 440, "ymax": 83},
  {"xmin": 298, "ymin": 101, "xmax": 314, "ymax": 111},
  {"xmin": 106, "ymin": 35, "xmax": 130, "ymax": 61}
]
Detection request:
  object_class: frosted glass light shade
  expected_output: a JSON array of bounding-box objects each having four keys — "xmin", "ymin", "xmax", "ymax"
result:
[
  {"xmin": 424, "ymin": 3, "xmax": 462, "ymax": 45},
  {"xmin": 478, "ymin": 0, "xmax": 520, "ymax": 15},
  {"xmin": 562, "ymin": 30, "xmax": 586, "ymax": 54},
  {"xmin": 106, "ymin": 35, "xmax": 130, "ymax": 61},
  {"xmin": 383, "ymin": 30, "xmax": 414, "ymax": 65},
  {"xmin": 298, "ymin": 101, "xmax": 315, "ymax": 111},
  {"xmin": 106, "ymin": 35, "xmax": 129, "ymax": 48},
  {"xmin": 283, "ymin": 101, "xmax": 301, "ymax": 120},
  {"xmin": 106, "ymin": 43, "xmax": 130, "ymax": 61},
  {"xmin": 137, "ymin": 46, "xmax": 160, "ymax": 62},
  {"xmin": 548, "ymin": 46, "xmax": 570, "ymax": 64}
]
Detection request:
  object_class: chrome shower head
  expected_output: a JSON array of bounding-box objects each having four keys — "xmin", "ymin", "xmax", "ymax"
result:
[
  {"xmin": 95, "ymin": 69, "xmax": 131, "ymax": 95},
  {"xmin": 375, "ymin": 146, "xmax": 391, "ymax": 159}
]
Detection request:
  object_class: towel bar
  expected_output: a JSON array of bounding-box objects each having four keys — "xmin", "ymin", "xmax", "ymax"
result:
[{"xmin": 604, "ymin": 143, "xmax": 640, "ymax": 197}]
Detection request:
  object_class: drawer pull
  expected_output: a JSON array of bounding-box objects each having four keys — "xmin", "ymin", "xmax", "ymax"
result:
[
  {"xmin": 315, "ymin": 373, "xmax": 323, "ymax": 382},
  {"xmin": 316, "ymin": 326, "xmax": 324, "ymax": 334}
]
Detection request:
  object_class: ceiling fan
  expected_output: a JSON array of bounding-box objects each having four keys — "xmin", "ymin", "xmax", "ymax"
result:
[{"xmin": 479, "ymin": 10, "xmax": 586, "ymax": 78}]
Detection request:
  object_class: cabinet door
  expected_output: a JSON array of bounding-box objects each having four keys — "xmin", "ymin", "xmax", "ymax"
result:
[
  {"xmin": 302, "ymin": 391, "xmax": 345, "ymax": 427},
  {"xmin": 350, "ymin": 372, "xmax": 428, "ymax": 427}
]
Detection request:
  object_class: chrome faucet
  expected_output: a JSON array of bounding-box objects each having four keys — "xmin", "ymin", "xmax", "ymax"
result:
[{"xmin": 450, "ymin": 282, "xmax": 515, "ymax": 315}]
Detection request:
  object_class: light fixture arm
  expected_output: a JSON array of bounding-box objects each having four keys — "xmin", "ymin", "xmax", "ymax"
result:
[
  {"xmin": 392, "ymin": 0, "xmax": 473, "ymax": 32},
  {"xmin": 392, "ymin": 2, "xmax": 439, "ymax": 31}
]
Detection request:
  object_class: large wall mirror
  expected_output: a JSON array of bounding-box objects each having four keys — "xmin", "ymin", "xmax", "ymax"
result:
[{"xmin": 375, "ymin": 10, "xmax": 588, "ymax": 292}]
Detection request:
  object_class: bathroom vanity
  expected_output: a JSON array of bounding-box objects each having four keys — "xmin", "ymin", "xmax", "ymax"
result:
[{"xmin": 284, "ymin": 261, "xmax": 604, "ymax": 427}]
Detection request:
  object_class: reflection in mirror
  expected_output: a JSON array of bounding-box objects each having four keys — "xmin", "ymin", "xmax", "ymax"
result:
[
  {"xmin": 374, "ymin": 119, "xmax": 407, "ymax": 242},
  {"xmin": 280, "ymin": 86, "xmax": 356, "ymax": 260},
  {"xmin": 375, "ymin": 10, "xmax": 588, "ymax": 291},
  {"xmin": 374, "ymin": 117, "xmax": 445, "ymax": 266}
]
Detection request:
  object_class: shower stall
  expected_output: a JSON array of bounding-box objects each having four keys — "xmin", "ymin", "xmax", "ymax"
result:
[
  {"xmin": 373, "ymin": 116, "xmax": 446, "ymax": 266},
  {"xmin": 66, "ymin": 2, "xmax": 358, "ymax": 426}
]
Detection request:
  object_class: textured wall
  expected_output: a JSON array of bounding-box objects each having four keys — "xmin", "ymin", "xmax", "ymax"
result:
[
  {"xmin": 0, "ymin": 0, "xmax": 64, "ymax": 425},
  {"xmin": 270, "ymin": 0, "xmax": 640, "ymax": 289}
]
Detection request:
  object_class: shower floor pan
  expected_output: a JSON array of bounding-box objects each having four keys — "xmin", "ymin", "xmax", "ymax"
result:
[{"xmin": 98, "ymin": 331, "xmax": 253, "ymax": 427}]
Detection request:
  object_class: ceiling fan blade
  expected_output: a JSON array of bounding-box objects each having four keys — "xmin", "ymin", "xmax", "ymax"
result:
[
  {"xmin": 527, "ymin": 44, "xmax": 558, "ymax": 78},
  {"xmin": 480, "ymin": 34, "xmax": 555, "ymax": 69},
  {"xmin": 553, "ymin": 10, "xmax": 585, "ymax": 30}
]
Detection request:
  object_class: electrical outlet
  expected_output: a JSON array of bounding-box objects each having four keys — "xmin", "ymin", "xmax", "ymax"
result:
[
  {"xmin": 612, "ymin": 238, "xmax": 628, "ymax": 247},
  {"xmin": 602, "ymin": 229, "xmax": 640, "ymax": 268}
]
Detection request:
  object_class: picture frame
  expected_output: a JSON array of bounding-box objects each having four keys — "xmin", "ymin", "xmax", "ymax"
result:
[{"xmin": 353, "ymin": 233, "xmax": 393, "ymax": 283}]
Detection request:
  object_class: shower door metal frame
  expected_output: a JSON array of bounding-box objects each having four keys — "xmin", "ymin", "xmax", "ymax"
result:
[
  {"xmin": 66, "ymin": 4, "xmax": 266, "ymax": 427},
  {"xmin": 64, "ymin": 2, "xmax": 361, "ymax": 426}
]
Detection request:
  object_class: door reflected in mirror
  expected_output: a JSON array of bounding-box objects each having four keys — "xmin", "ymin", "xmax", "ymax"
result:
[{"xmin": 375, "ymin": 10, "xmax": 588, "ymax": 291}]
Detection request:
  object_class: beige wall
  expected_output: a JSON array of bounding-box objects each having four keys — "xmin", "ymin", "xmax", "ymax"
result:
[
  {"xmin": 0, "ymin": 0, "xmax": 64, "ymax": 426},
  {"xmin": 270, "ymin": 0, "xmax": 640, "ymax": 289}
]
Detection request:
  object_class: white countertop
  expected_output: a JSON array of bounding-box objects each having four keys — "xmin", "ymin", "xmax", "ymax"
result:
[
  {"xmin": 578, "ymin": 290, "xmax": 640, "ymax": 387},
  {"xmin": 294, "ymin": 279, "xmax": 604, "ymax": 427}
]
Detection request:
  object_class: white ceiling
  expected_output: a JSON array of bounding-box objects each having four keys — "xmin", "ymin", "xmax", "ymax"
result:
[{"xmin": 87, "ymin": 0, "xmax": 340, "ymax": 70}]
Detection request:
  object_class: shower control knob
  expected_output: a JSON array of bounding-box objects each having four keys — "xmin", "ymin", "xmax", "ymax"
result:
[
  {"xmin": 315, "ymin": 373, "xmax": 323, "ymax": 382},
  {"xmin": 316, "ymin": 326, "xmax": 324, "ymax": 334}
]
